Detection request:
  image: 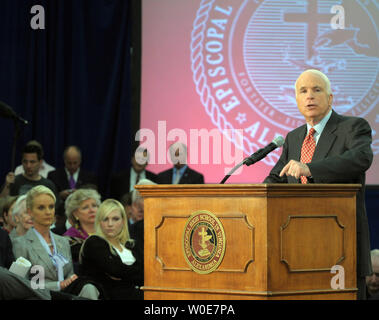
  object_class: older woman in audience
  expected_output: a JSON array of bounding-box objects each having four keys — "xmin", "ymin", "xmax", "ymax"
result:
[
  {"xmin": 80, "ymin": 199, "xmax": 143, "ymax": 299},
  {"xmin": 63, "ymin": 189, "xmax": 101, "ymax": 269},
  {"xmin": 9, "ymin": 195, "xmax": 33, "ymax": 241},
  {"xmin": 1, "ymin": 195, "xmax": 18, "ymax": 233},
  {"xmin": 64, "ymin": 188, "xmax": 100, "ymax": 238}
]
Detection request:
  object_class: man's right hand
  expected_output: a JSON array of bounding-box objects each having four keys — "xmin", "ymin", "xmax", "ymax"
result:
[{"xmin": 5, "ymin": 172, "xmax": 15, "ymax": 186}]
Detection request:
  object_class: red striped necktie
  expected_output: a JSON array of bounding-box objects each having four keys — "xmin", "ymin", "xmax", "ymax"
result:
[{"xmin": 300, "ymin": 128, "xmax": 316, "ymax": 184}]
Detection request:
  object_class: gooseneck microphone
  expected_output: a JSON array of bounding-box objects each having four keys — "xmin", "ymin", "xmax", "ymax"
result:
[
  {"xmin": 0, "ymin": 100, "xmax": 28, "ymax": 125},
  {"xmin": 220, "ymin": 136, "xmax": 285, "ymax": 184},
  {"xmin": 243, "ymin": 135, "xmax": 285, "ymax": 166}
]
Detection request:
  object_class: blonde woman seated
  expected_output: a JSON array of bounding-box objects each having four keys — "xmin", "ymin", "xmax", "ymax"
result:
[
  {"xmin": 12, "ymin": 186, "xmax": 100, "ymax": 299},
  {"xmin": 79, "ymin": 199, "xmax": 143, "ymax": 300},
  {"xmin": 63, "ymin": 189, "xmax": 100, "ymax": 269},
  {"xmin": 9, "ymin": 195, "xmax": 33, "ymax": 241}
]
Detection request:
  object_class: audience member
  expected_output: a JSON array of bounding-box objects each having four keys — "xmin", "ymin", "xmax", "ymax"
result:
[
  {"xmin": 9, "ymin": 195, "xmax": 33, "ymax": 241},
  {"xmin": 63, "ymin": 188, "xmax": 101, "ymax": 271},
  {"xmin": 128, "ymin": 178, "xmax": 156, "ymax": 289},
  {"xmin": 0, "ymin": 227, "xmax": 51, "ymax": 300},
  {"xmin": 0, "ymin": 144, "xmax": 58, "ymax": 198},
  {"xmin": 0, "ymin": 228, "xmax": 14, "ymax": 269},
  {"xmin": 129, "ymin": 188, "xmax": 144, "ymax": 228},
  {"xmin": 120, "ymin": 191, "xmax": 132, "ymax": 223},
  {"xmin": 48, "ymin": 146, "xmax": 98, "ymax": 235},
  {"xmin": 367, "ymin": 249, "xmax": 379, "ymax": 299},
  {"xmin": 14, "ymin": 140, "xmax": 55, "ymax": 178},
  {"xmin": 0, "ymin": 267, "xmax": 52, "ymax": 300},
  {"xmin": 1, "ymin": 196, "xmax": 18, "ymax": 233},
  {"xmin": 79, "ymin": 199, "xmax": 143, "ymax": 300},
  {"xmin": 0, "ymin": 226, "xmax": 89, "ymax": 300},
  {"xmin": 157, "ymin": 142, "xmax": 204, "ymax": 184},
  {"xmin": 12, "ymin": 186, "xmax": 99, "ymax": 299},
  {"xmin": 110, "ymin": 146, "xmax": 157, "ymax": 201},
  {"xmin": 48, "ymin": 145, "xmax": 98, "ymax": 202},
  {"xmin": 129, "ymin": 178, "xmax": 155, "ymax": 240}
]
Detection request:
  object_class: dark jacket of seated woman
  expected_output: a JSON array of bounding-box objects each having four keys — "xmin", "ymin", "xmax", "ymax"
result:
[{"xmin": 80, "ymin": 234, "xmax": 143, "ymax": 300}]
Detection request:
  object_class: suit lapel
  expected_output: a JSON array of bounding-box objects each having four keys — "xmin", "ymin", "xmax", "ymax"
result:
[
  {"xmin": 60, "ymin": 169, "xmax": 70, "ymax": 190},
  {"xmin": 312, "ymin": 111, "xmax": 338, "ymax": 161},
  {"xmin": 167, "ymin": 169, "xmax": 173, "ymax": 184},
  {"xmin": 295, "ymin": 126, "xmax": 307, "ymax": 161},
  {"xmin": 180, "ymin": 167, "xmax": 190, "ymax": 183}
]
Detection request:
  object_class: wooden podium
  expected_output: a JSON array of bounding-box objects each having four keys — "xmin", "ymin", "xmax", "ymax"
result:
[{"xmin": 136, "ymin": 184, "xmax": 359, "ymax": 300}]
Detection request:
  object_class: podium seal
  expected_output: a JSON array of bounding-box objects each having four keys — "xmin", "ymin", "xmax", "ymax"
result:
[{"xmin": 183, "ymin": 210, "xmax": 226, "ymax": 274}]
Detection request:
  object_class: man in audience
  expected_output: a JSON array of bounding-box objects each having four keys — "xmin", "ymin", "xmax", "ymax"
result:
[
  {"xmin": 48, "ymin": 145, "xmax": 98, "ymax": 202},
  {"xmin": 0, "ymin": 144, "xmax": 57, "ymax": 198},
  {"xmin": 157, "ymin": 142, "xmax": 204, "ymax": 184},
  {"xmin": 367, "ymin": 249, "xmax": 379, "ymax": 299},
  {"xmin": 120, "ymin": 192, "xmax": 132, "ymax": 224},
  {"xmin": 48, "ymin": 146, "xmax": 98, "ymax": 232},
  {"xmin": 110, "ymin": 146, "xmax": 157, "ymax": 201},
  {"xmin": 128, "ymin": 179, "xmax": 156, "ymax": 239},
  {"xmin": 14, "ymin": 140, "xmax": 55, "ymax": 178}
]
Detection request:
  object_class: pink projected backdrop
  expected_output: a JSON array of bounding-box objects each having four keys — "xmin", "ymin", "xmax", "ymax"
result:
[{"xmin": 140, "ymin": 0, "xmax": 379, "ymax": 184}]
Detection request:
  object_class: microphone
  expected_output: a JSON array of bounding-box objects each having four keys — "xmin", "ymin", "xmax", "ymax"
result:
[
  {"xmin": 0, "ymin": 100, "xmax": 28, "ymax": 125},
  {"xmin": 243, "ymin": 136, "xmax": 285, "ymax": 166}
]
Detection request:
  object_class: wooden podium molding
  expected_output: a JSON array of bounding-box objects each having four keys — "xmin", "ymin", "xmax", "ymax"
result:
[{"xmin": 136, "ymin": 184, "xmax": 359, "ymax": 300}]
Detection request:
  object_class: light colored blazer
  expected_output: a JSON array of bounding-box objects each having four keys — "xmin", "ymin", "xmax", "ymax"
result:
[{"xmin": 12, "ymin": 228, "xmax": 74, "ymax": 291}]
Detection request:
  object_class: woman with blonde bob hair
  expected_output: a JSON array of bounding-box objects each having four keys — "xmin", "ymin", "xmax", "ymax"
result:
[{"xmin": 79, "ymin": 199, "xmax": 143, "ymax": 300}]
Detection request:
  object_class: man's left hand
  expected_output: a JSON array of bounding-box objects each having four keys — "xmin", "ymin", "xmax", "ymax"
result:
[{"xmin": 279, "ymin": 160, "xmax": 311, "ymax": 179}]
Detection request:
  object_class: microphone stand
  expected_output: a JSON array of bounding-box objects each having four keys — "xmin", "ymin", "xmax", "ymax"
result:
[{"xmin": 220, "ymin": 160, "xmax": 244, "ymax": 184}]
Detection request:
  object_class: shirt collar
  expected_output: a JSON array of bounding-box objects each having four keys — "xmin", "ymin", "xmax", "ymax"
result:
[
  {"xmin": 176, "ymin": 165, "xmax": 187, "ymax": 175},
  {"xmin": 306, "ymin": 109, "xmax": 333, "ymax": 137},
  {"xmin": 65, "ymin": 167, "xmax": 80, "ymax": 180}
]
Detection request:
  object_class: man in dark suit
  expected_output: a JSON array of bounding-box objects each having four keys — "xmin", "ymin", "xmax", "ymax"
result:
[
  {"xmin": 264, "ymin": 69, "xmax": 373, "ymax": 300},
  {"xmin": 157, "ymin": 142, "xmax": 204, "ymax": 184},
  {"xmin": 110, "ymin": 147, "xmax": 157, "ymax": 201},
  {"xmin": 48, "ymin": 145, "xmax": 98, "ymax": 201},
  {"xmin": 48, "ymin": 146, "xmax": 97, "ymax": 232}
]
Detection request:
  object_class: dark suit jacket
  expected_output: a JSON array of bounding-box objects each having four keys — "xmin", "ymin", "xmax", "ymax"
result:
[
  {"xmin": 157, "ymin": 166, "xmax": 204, "ymax": 184},
  {"xmin": 110, "ymin": 169, "xmax": 157, "ymax": 201},
  {"xmin": 80, "ymin": 235, "xmax": 143, "ymax": 299},
  {"xmin": 47, "ymin": 167, "xmax": 98, "ymax": 193},
  {"xmin": 264, "ymin": 110, "xmax": 373, "ymax": 277}
]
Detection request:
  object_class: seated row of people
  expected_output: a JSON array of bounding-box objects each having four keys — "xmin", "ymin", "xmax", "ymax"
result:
[
  {"xmin": 0, "ymin": 184, "xmax": 146, "ymax": 300},
  {"xmin": 0, "ymin": 141, "xmax": 204, "ymax": 227},
  {"xmin": 110, "ymin": 143, "xmax": 204, "ymax": 201}
]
